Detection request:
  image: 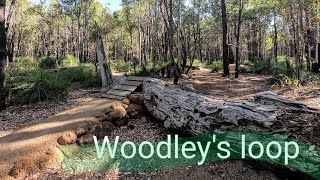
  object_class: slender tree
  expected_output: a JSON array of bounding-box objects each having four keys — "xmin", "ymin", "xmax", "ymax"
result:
[
  {"xmin": 221, "ymin": 0, "xmax": 229, "ymax": 76},
  {"xmin": 0, "ymin": 0, "xmax": 6, "ymax": 110},
  {"xmin": 235, "ymin": 0, "xmax": 243, "ymax": 79}
]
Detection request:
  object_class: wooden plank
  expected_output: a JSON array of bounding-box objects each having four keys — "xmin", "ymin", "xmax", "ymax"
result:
[
  {"xmin": 106, "ymin": 89, "xmax": 132, "ymax": 97},
  {"xmin": 120, "ymin": 81, "xmax": 142, "ymax": 86},
  {"xmin": 113, "ymin": 85, "xmax": 137, "ymax": 92},
  {"xmin": 101, "ymin": 94, "xmax": 124, "ymax": 100},
  {"xmin": 127, "ymin": 76, "xmax": 146, "ymax": 82}
]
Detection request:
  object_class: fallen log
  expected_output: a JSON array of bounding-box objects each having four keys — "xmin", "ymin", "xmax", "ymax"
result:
[{"xmin": 143, "ymin": 79, "xmax": 320, "ymax": 145}]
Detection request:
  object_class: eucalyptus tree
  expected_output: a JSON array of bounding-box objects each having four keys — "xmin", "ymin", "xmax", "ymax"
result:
[{"xmin": 0, "ymin": 0, "xmax": 6, "ymax": 110}]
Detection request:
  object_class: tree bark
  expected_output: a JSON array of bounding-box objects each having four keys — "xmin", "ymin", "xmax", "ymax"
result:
[
  {"xmin": 143, "ymin": 79, "xmax": 320, "ymax": 137},
  {"xmin": 235, "ymin": 0, "xmax": 243, "ymax": 79},
  {"xmin": 274, "ymin": 11, "xmax": 278, "ymax": 63},
  {"xmin": 0, "ymin": 0, "xmax": 6, "ymax": 110},
  {"xmin": 221, "ymin": 0, "xmax": 229, "ymax": 76},
  {"xmin": 96, "ymin": 33, "xmax": 113, "ymax": 88}
]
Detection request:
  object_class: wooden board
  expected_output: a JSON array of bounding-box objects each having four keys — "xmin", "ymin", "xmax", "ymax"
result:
[
  {"xmin": 106, "ymin": 89, "xmax": 132, "ymax": 97},
  {"xmin": 127, "ymin": 76, "xmax": 146, "ymax": 82},
  {"xmin": 120, "ymin": 81, "xmax": 142, "ymax": 86},
  {"xmin": 113, "ymin": 85, "xmax": 137, "ymax": 92},
  {"xmin": 101, "ymin": 94, "xmax": 124, "ymax": 100}
]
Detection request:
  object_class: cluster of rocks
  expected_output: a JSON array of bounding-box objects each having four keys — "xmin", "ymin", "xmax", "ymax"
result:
[{"xmin": 57, "ymin": 93, "xmax": 148, "ymax": 146}]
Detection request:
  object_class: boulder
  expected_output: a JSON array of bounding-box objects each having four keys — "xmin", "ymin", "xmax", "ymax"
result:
[
  {"xmin": 57, "ymin": 132, "xmax": 77, "ymax": 145},
  {"xmin": 115, "ymin": 115, "xmax": 129, "ymax": 127},
  {"xmin": 128, "ymin": 94, "xmax": 144, "ymax": 105},
  {"xmin": 98, "ymin": 121, "xmax": 116, "ymax": 138},
  {"xmin": 75, "ymin": 126, "xmax": 90, "ymax": 136},
  {"xmin": 121, "ymin": 98, "xmax": 130, "ymax": 105},
  {"xmin": 126, "ymin": 104, "xmax": 144, "ymax": 117},
  {"xmin": 121, "ymin": 103, "xmax": 129, "ymax": 110},
  {"xmin": 77, "ymin": 134, "xmax": 95, "ymax": 145},
  {"xmin": 107, "ymin": 102, "xmax": 127, "ymax": 120}
]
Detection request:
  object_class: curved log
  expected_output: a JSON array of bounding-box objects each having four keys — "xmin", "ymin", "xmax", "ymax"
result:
[{"xmin": 142, "ymin": 79, "xmax": 320, "ymax": 142}]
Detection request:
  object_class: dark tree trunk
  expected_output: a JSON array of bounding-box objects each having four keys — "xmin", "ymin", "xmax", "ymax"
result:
[
  {"xmin": 0, "ymin": 0, "xmax": 6, "ymax": 110},
  {"xmin": 274, "ymin": 12, "xmax": 278, "ymax": 63},
  {"xmin": 235, "ymin": 0, "xmax": 243, "ymax": 79},
  {"xmin": 221, "ymin": 0, "xmax": 229, "ymax": 76}
]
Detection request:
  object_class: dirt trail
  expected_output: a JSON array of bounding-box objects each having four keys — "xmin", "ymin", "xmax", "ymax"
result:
[{"xmin": 0, "ymin": 98, "xmax": 115, "ymax": 180}]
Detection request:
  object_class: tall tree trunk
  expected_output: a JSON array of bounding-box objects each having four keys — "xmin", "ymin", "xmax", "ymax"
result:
[
  {"xmin": 96, "ymin": 33, "xmax": 113, "ymax": 88},
  {"xmin": 167, "ymin": 0, "xmax": 179, "ymax": 84},
  {"xmin": 0, "ymin": 0, "xmax": 6, "ymax": 110},
  {"xmin": 235, "ymin": 0, "xmax": 243, "ymax": 79},
  {"xmin": 274, "ymin": 11, "xmax": 278, "ymax": 63},
  {"xmin": 221, "ymin": 0, "xmax": 229, "ymax": 76}
]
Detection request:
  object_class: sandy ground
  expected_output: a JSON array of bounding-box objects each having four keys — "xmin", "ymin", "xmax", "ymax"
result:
[
  {"xmin": 0, "ymin": 97, "xmax": 116, "ymax": 180},
  {"xmin": 0, "ymin": 68, "xmax": 319, "ymax": 180}
]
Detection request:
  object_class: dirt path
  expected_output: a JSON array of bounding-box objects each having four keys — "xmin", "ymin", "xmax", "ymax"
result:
[{"xmin": 0, "ymin": 97, "xmax": 115, "ymax": 180}]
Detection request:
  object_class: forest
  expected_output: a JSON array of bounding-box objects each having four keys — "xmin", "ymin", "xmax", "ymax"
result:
[{"xmin": 0, "ymin": 0, "xmax": 320, "ymax": 179}]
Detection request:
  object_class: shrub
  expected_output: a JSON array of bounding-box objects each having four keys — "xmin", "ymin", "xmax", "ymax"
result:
[
  {"xmin": 14, "ymin": 57, "xmax": 36, "ymax": 72},
  {"xmin": 188, "ymin": 59, "xmax": 204, "ymax": 67},
  {"xmin": 211, "ymin": 60, "xmax": 223, "ymax": 72},
  {"xmin": 273, "ymin": 75, "xmax": 301, "ymax": 88},
  {"xmin": 114, "ymin": 60, "xmax": 132, "ymax": 72},
  {"xmin": 251, "ymin": 59, "xmax": 295, "ymax": 78},
  {"xmin": 38, "ymin": 56, "xmax": 57, "ymax": 70},
  {"xmin": 61, "ymin": 55, "xmax": 79, "ymax": 67},
  {"xmin": 11, "ymin": 70, "xmax": 71, "ymax": 104},
  {"xmin": 61, "ymin": 66, "xmax": 101, "ymax": 87}
]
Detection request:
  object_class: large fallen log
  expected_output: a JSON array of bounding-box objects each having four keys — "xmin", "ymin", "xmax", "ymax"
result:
[{"xmin": 143, "ymin": 79, "xmax": 320, "ymax": 145}]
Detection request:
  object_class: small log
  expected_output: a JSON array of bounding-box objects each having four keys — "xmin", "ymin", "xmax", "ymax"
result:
[{"xmin": 143, "ymin": 79, "xmax": 320, "ymax": 144}]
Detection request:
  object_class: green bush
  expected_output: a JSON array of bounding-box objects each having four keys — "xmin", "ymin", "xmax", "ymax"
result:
[
  {"xmin": 61, "ymin": 66, "xmax": 101, "ymax": 87},
  {"xmin": 61, "ymin": 55, "xmax": 79, "ymax": 67},
  {"xmin": 114, "ymin": 60, "xmax": 132, "ymax": 72},
  {"xmin": 251, "ymin": 59, "xmax": 295, "ymax": 78},
  {"xmin": 38, "ymin": 56, "xmax": 57, "ymax": 70},
  {"xmin": 273, "ymin": 75, "xmax": 301, "ymax": 88},
  {"xmin": 11, "ymin": 70, "xmax": 71, "ymax": 104},
  {"xmin": 14, "ymin": 57, "xmax": 36, "ymax": 72},
  {"xmin": 211, "ymin": 60, "xmax": 223, "ymax": 72},
  {"xmin": 188, "ymin": 59, "xmax": 204, "ymax": 67}
]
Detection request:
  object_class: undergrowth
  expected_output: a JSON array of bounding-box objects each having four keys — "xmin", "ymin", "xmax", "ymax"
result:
[{"xmin": 6, "ymin": 59, "xmax": 100, "ymax": 105}]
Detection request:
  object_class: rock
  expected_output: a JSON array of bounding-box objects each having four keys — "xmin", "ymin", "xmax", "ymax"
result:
[
  {"xmin": 103, "ymin": 107, "xmax": 113, "ymax": 114},
  {"xmin": 121, "ymin": 98, "xmax": 130, "ymax": 105},
  {"xmin": 107, "ymin": 102, "xmax": 127, "ymax": 120},
  {"xmin": 88, "ymin": 124, "xmax": 102, "ymax": 135},
  {"xmin": 126, "ymin": 104, "xmax": 144, "ymax": 117},
  {"xmin": 98, "ymin": 121, "xmax": 116, "ymax": 138},
  {"xmin": 128, "ymin": 94, "xmax": 144, "ymax": 105},
  {"xmin": 140, "ymin": 116, "xmax": 149, "ymax": 123},
  {"xmin": 183, "ymin": 84, "xmax": 196, "ymax": 92},
  {"xmin": 115, "ymin": 115, "xmax": 129, "ymax": 127},
  {"xmin": 121, "ymin": 103, "xmax": 129, "ymax": 110},
  {"xmin": 77, "ymin": 134, "xmax": 95, "ymax": 144},
  {"xmin": 57, "ymin": 132, "xmax": 77, "ymax": 145},
  {"xmin": 75, "ymin": 126, "xmax": 90, "ymax": 136}
]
